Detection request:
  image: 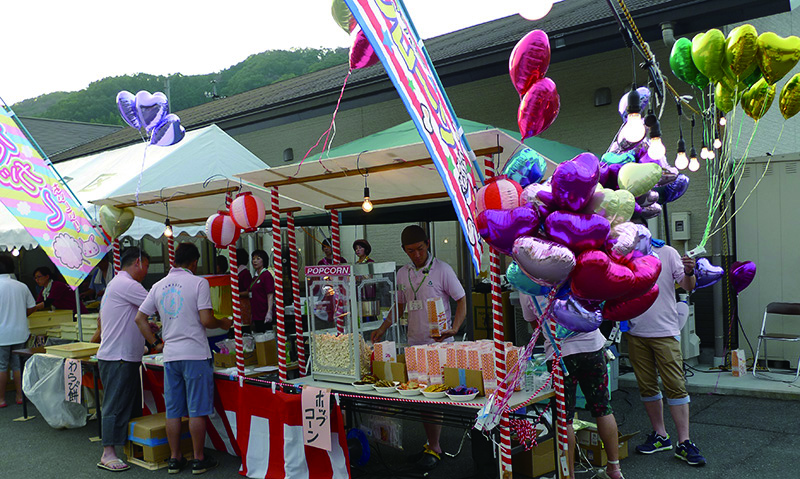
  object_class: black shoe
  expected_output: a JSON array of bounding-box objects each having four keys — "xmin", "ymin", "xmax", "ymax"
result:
[
  {"xmin": 414, "ymin": 445, "xmax": 441, "ymax": 472},
  {"xmin": 167, "ymin": 457, "xmax": 187, "ymax": 474},
  {"xmin": 191, "ymin": 455, "xmax": 218, "ymax": 475}
]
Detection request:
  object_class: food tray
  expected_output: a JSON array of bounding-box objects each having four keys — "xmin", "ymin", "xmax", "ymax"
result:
[{"xmin": 44, "ymin": 342, "xmax": 100, "ymax": 358}]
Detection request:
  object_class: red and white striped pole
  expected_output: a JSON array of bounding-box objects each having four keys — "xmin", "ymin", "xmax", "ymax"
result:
[
  {"xmin": 272, "ymin": 188, "xmax": 287, "ymax": 382},
  {"xmin": 486, "ymin": 158, "xmax": 512, "ymax": 477},
  {"xmin": 112, "ymin": 239, "xmax": 121, "ymax": 274},
  {"xmin": 330, "ymin": 209, "xmax": 344, "ymax": 335},
  {"xmin": 226, "ymin": 193, "xmax": 245, "ymax": 381},
  {"xmin": 167, "ymin": 236, "xmax": 175, "ymax": 268},
  {"xmin": 547, "ymin": 313, "xmax": 569, "ymax": 478},
  {"xmin": 287, "ymin": 212, "xmax": 306, "ymax": 376}
]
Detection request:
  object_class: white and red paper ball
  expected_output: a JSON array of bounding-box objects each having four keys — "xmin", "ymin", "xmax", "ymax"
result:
[
  {"xmin": 230, "ymin": 192, "xmax": 265, "ymax": 232},
  {"xmin": 206, "ymin": 210, "xmax": 241, "ymax": 248},
  {"xmin": 476, "ymin": 175, "xmax": 522, "ymax": 214}
]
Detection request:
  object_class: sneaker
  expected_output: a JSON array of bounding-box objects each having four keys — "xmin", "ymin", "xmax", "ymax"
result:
[
  {"xmin": 675, "ymin": 440, "xmax": 706, "ymax": 466},
  {"xmin": 167, "ymin": 457, "xmax": 188, "ymax": 474},
  {"xmin": 191, "ymin": 455, "xmax": 219, "ymax": 475},
  {"xmin": 635, "ymin": 431, "xmax": 672, "ymax": 454}
]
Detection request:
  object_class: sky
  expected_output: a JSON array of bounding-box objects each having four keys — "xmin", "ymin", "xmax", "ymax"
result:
[{"xmin": 0, "ymin": 0, "xmax": 536, "ymax": 105}]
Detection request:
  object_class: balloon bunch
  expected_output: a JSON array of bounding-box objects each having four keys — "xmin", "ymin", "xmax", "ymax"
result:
[
  {"xmin": 116, "ymin": 90, "xmax": 185, "ymax": 147},
  {"xmin": 332, "ymin": 0, "xmax": 379, "ymax": 70},
  {"xmin": 510, "ymin": 30, "xmax": 560, "ymax": 140}
]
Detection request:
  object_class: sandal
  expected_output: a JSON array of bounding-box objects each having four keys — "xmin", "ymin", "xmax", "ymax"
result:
[
  {"xmin": 0, "ymin": 402, "xmax": 7, "ymax": 409},
  {"xmin": 414, "ymin": 444, "xmax": 441, "ymax": 472},
  {"xmin": 97, "ymin": 459, "xmax": 130, "ymax": 472}
]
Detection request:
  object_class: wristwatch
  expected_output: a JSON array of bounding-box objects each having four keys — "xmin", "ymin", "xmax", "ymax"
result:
[{"xmin": 685, "ymin": 270, "xmax": 695, "ymax": 276}]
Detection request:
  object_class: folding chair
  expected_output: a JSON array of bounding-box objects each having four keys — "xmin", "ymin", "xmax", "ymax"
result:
[{"xmin": 753, "ymin": 302, "xmax": 800, "ymax": 382}]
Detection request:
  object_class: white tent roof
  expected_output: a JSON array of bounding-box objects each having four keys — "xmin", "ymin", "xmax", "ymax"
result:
[{"xmin": 0, "ymin": 124, "xmax": 269, "ymax": 250}]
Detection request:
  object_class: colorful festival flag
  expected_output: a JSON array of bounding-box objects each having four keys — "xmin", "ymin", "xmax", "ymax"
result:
[{"xmin": 0, "ymin": 109, "xmax": 108, "ymax": 287}]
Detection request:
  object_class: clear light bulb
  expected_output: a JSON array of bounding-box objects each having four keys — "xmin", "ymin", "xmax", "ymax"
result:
[
  {"xmin": 519, "ymin": 0, "xmax": 554, "ymax": 20},
  {"xmin": 11, "ymin": 247, "xmax": 19, "ymax": 257},
  {"xmin": 719, "ymin": 116, "xmax": 727, "ymax": 126},
  {"xmin": 362, "ymin": 197, "xmax": 373, "ymax": 213},
  {"xmin": 700, "ymin": 146, "xmax": 709, "ymax": 159},
  {"xmin": 675, "ymin": 152, "xmax": 689, "ymax": 170},
  {"xmin": 648, "ymin": 137, "xmax": 666, "ymax": 159},
  {"xmin": 713, "ymin": 138, "xmax": 722, "ymax": 149},
  {"xmin": 164, "ymin": 219, "xmax": 173, "ymax": 238},
  {"xmin": 708, "ymin": 150, "xmax": 716, "ymax": 160},
  {"xmin": 619, "ymin": 112, "xmax": 646, "ymax": 144},
  {"xmin": 688, "ymin": 157, "xmax": 700, "ymax": 171}
]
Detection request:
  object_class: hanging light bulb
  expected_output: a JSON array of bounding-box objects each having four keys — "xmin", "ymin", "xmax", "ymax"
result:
[
  {"xmin": 11, "ymin": 247, "xmax": 19, "ymax": 257},
  {"xmin": 707, "ymin": 149, "xmax": 716, "ymax": 160},
  {"xmin": 713, "ymin": 137, "xmax": 722, "ymax": 149},
  {"xmin": 688, "ymin": 147, "xmax": 700, "ymax": 171},
  {"xmin": 699, "ymin": 144, "xmax": 709, "ymax": 160},
  {"xmin": 675, "ymin": 138, "xmax": 689, "ymax": 170},
  {"xmin": 164, "ymin": 218, "xmax": 173, "ymax": 238},
  {"xmin": 519, "ymin": 0, "xmax": 554, "ymax": 20},
  {"xmin": 647, "ymin": 117, "xmax": 666, "ymax": 160},
  {"xmin": 619, "ymin": 88, "xmax": 646, "ymax": 144},
  {"xmin": 719, "ymin": 116, "xmax": 727, "ymax": 126},
  {"xmin": 361, "ymin": 186, "xmax": 373, "ymax": 213}
]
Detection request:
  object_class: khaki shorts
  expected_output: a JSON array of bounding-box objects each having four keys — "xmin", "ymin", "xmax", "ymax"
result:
[{"xmin": 626, "ymin": 334, "xmax": 688, "ymax": 404}]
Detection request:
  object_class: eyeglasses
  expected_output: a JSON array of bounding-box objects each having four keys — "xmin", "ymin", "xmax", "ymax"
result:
[{"xmin": 34, "ymin": 274, "xmax": 45, "ymax": 280}]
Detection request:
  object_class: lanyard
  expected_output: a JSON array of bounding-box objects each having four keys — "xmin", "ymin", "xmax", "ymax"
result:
[{"xmin": 407, "ymin": 260, "xmax": 433, "ymax": 300}]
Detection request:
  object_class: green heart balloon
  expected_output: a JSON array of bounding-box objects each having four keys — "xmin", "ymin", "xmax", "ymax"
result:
[
  {"xmin": 757, "ymin": 32, "xmax": 800, "ymax": 85},
  {"xmin": 99, "ymin": 205, "xmax": 135, "ymax": 239},
  {"xmin": 715, "ymin": 82, "xmax": 738, "ymax": 113},
  {"xmin": 593, "ymin": 188, "xmax": 635, "ymax": 226},
  {"xmin": 741, "ymin": 77, "xmax": 776, "ymax": 120},
  {"xmin": 692, "ymin": 29, "xmax": 727, "ymax": 83},
  {"xmin": 670, "ymin": 37, "xmax": 709, "ymax": 89},
  {"xmin": 618, "ymin": 162, "xmax": 662, "ymax": 198},
  {"xmin": 742, "ymin": 67, "xmax": 763, "ymax": 88},
  {"xmin": 779, "ymin": 73, "xmax": 800, "ymax": 120},
  {"xmin": 725, "ymin": 24, "xmax": 759, "ymax": 79},
  {"xmin": 331, "ymin": 0, "xmax": 354, "ymax": 34}
]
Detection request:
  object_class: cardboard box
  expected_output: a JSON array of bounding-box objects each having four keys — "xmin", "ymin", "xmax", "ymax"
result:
[
  {"xmin": 256, "ymin": 339, "xmax": 278, "ymax": 366},
  {"xmin": 373, "ymin": 354, "xmax": 407, "ymax": 382},
  {"xmin": 213, "ymin": 349, "xmax": 256, "ymax": 368},
  {"xmin": 443, "ymin": 367, "xmax": 485, "ymax": 396},
  {"xmin": 732, "ymin": 349, "xmax": 747, "ymax": 377},
  {"xmin": 125, "ymin": 413, "xmax": 192, "ymax": 463},
  {"xmin": 512, "ymin": 437, "xmax": 555, "ymax": 478},
  {"xmin": 576, "ymin": 424, "xmax": 637, "ymax": 466}
]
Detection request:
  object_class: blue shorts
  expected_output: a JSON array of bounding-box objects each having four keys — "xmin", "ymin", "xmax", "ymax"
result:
[{"xmin": 164, "ymin": 359, "xmax": 214, "ymax": 418}]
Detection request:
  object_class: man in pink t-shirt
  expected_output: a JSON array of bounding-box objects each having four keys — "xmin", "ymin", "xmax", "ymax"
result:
[
  {"xmin": 135, "ymin": 243, "xmax": 232, "ymax": 475},
  {"xmin": 624, "ymin": 222, "xmax": 703, "ymax": 467},
  {"xmin": 94, "ymin": 247, "xmax": 152, "ymax": 472}
]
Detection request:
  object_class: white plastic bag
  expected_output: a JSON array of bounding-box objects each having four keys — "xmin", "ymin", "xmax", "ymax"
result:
[{"xmin": 22, "ymin": 354, "xmax": 87, "ymax": 429}]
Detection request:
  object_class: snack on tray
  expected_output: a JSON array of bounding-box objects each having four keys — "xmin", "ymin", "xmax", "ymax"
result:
[
  {"xmin": 397, "ymin": 381, "xmax": 422, "ymax": 390},
  {"xmin": 374, "ymin": 380, "xmax": 396, "ymax": 388},
  {"xmin": 446, "ymin": 386, "xmax": 479, "ymax": 395},
  {"xmin": 423, "ymin": 384, "xmax": 448, "ymax": 393},
  {"xmin": 354, "ymin": 374, "xmax": 378, "ymax": 386}
]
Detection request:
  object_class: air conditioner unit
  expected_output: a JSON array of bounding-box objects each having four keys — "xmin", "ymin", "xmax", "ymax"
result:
[{"xmin": 680, "ymin": 300, "xmax": 701, "ymax": 364}]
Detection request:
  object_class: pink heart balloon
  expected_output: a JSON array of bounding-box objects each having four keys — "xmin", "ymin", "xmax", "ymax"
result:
[
  {"xmin": 730, "ymin": 260, "xmax": 757, "ymax": 294},
  {"xmin": 551, "ymin": 153, "xmax": 600, "ymax": 212},
  {"xmin": 349, "ymin": 27, "xmax": 379, "ymax": 70},
  {"xmin": 603, "ymin": 284, "xmax": 659, "ymax": 321},
  {"xmin": 518, "ymin": 77, "xmax": 560, "ymax": 140},
  {"xmin": 509, "ymin": 29, "xmax": 551, "ymax": 97},
  {"xmin": 134, "ymin": 91, "xmax": 169, "ymax": 132},
  {"xmin": 512, "ymin": 236, "xmax": 576, "ymax": 287},
  {"xmin": 624, "ymin": 254, "xmax": 662, "ymax": 299},
  {"xmin": 570, "ymin": 249, "xmax": 635, "ymax": 301},
  {"xmin": 477, "ymin": 207, "xmax": 540, "ymax": 256},
  {"xmin": 544, "ymin": 211, "xmax": 610, "ymax": 252}
]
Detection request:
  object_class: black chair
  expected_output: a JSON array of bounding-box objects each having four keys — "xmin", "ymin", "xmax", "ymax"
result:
[{"xmin": 753, "ymin": 302, "xmax": 800, "ymax": 382}]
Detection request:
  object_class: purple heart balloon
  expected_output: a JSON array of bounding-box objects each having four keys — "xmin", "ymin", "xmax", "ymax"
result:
[
  {"xmin": 658, "ymin": 166, "xmax": 679, "ymax": 186},
  {"xmin": 150, "ymin": 114, "xmax": 185, "ymax": 147},
  {"xmin": 606, "ymin": 221, "xmax": 638, "ymax": 259},
  {"xmin": 135, "ymin": 91, "xmax": 169, "ymax": 132},
  {"xmin": 553, "ymin": 296, "xmax": 603, "ymax": 333},
  {"xmin": 509, "ymin": 29, "xmax": 551, "ymax": 97},
  {"xmin": 598, "ymin": 162, "xmax": 622, "ymax": 189},
  {"xmin": 545, "ymin": 211, "xmax": 610, "ymax": 252},
  {"xmin": 636, "ymin": 190, "xmax": 660, "ymax": 207},
  {"xmin": 512, "ymin": 236, "xmax": 576, "ymax": 286},
  {"xmin": 477, "ymin": 207, "xmax": 540, "ymax": 256},
  {"xmin": 116, "ymin": 91, "xmax": 140, "ymax": 129},
  {"xmin": 633, "ymin": 224, "xmax": 653, "ymax": 256},
  {"xmin": 660, "ymin": 174, "xmax": 690, "ymax": 202},
  {"xmin": 349, "ymin": 27, "xmax": 379, "ymax": 70},
  {"xmin": 638, "ymin": 202, "xmax": 663, "ymax": 220},
  {"xmin": 551, "ymin": 153, "xmax": 600, "ymax": 212},
  {"xmin": 618, "ymin": 86, "xmax": 651, "ymax": 120},
  {"xmin": 730, "ymin": 260, "xmax": 756, "ymax": 294},
  {"xmin": 694, "ymin": 258, "xmax": 724, "ymax": 289},
  {"xmin": 518, "ymin": 77, "xmax": 560, "ymax": 140}
]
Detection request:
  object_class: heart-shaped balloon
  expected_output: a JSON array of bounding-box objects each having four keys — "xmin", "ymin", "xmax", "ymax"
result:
[
  {"xmin": 742, "ymin": 67, "xmax": 763, "ymax": 88},
  {"xmin": 331, "ymin": 0, "xmax": 356, "ymax": 34},
  {"xmin": 116, "ymin": 91, "xmax": 140, "ymax": 129},
  {"xmin": 618, "ymin": 162, "xmax": 662, "ymax": 197},
  {"xmin": 618, "ymin": 86, "xmax": 650, "ymax": 121},
  {"xmin": 606, "ymin": 222, "xmax": 638, "ymax": 260},
  {"xmin": 598, "ymin": 162, "xmax": 623, "ymax": 189},
  {"xmin": 509, "ymin": 29, "xmax": 551, "ymax": 97},
  {"xmin": 134, "ymin": 91, "xmax": 169, "ymax": 132},
  {"xmin": 725, "ymin": 24, "xmax": 759, "ymax": 79},
  {"xmin": 507, "ymin": 262, "xmax": 571, "ymax": 298},
  {"xmin": 601, "ymin": 151, "xmax": 635, "ymax": 165},
  {"xmin": 603, "ymin": 284, "xmax": 659, "ymax": 322},
  {"xmin": 477, "ymin": 207, "xmax": 540, "ymax": 256},
  {"xmin": 756, "ymin": 32, "xmax": 800, "ymax": 85},
  {"xmin": 520, "ymin": 182, "xmax": 553, "ymax": 218},
  {"xmin": 625, "ymin": 254, "xmax": 662, "ymax": 299},
  {"xmin": 657, "ymin": 174, "xmax": 690, "ymax": 203},
  {"xmin": 741, "ymin": 77, "xmax": 776, "ymax": 120},
  {"xmin": 692, "ymin": 29, "xmax": 727, "ymax": 83},
  {"xmin": 570, "ymin": 249, "xmax": 635, "ymax": 301},
  {"xmin": 658, "ymin": 166, "xmax": 680, "ymax": 186},
  {"xmin": 99, "ymin": 205, "xmax": 135, "ymax": 239},
  {"xmin": 670, "ymin": 37, "xmax": 709, "ymax": 89},
  {"xmin": 730, "ymin": 260, "xmax": 757, "ymax": 294},
  {"xmin": 779, "ymin": 73, "xmax": 800, "ymax": 120},
  {"xmin": 512, "ymin": 236, "xmax": 576, "ymax": 286},
  {"xmin": 714, "ymin": 82, "xmax": 738, "ymax": 113},
  {"xmin": 637, "ymin": 190, "xmax": 660, "ymax": 207},
  {"xmin": 550, "ymin": 152, "xmax": 600, "ymax": 212},
  {"xmin": 518, "ymin": 77, "xmax": 560, "ymax": 140},
  {"xmin": 553, "ymin": 296, "xmax": 603, "ymax": 333},
  {"xmin": 350, "ymin": 26, "xmax": 379, "ymax": 70},
  {"xmin": 593, "ymin": 188, "xmax": 635, "ymax": 225},
  {"xmin": 544, "ymin": 211, "xmax": 610, "ymax": 252},
  {"xmin": 694, "ymin": 257, "xmax": 724, "ymax": 289},
  {"xmin": 633, "ymin": 224, "xmax": 652, "ymax": 256},
  {"xmin": 503, "ymin": 147, "xmax": 548, "ymax": 188},
  {"xmin": 638, "ymin": 202, "xmax": 663, "ymax": 220},
  {"xmin": 150, "ymin": 114, "xmax": 185, "ymax": 147}
]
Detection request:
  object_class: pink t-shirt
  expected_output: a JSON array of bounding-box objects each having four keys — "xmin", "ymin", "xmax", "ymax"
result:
[
  {"xmin": 627, "ymin": 245, "xmax": 684, "ymax": 338},
  {"xmin": 397, "ymin": 256, "xmax": 466, "ymax": 346},
  {"xmin": 97, "ymin": 271, "xmax": 149, "ymax": 362},
  {"xmin": 139, "ymin": 268, "xmax": 213, "ymax": 362},
  {"xmin": 521, "ymin": 294, "xmax": 605, "ymax": 359}
]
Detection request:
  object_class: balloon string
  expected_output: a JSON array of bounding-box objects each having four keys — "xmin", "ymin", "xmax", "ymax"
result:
[{"xmin": 134, "ymin": 144, "xmax": 150, "ymax": 205}]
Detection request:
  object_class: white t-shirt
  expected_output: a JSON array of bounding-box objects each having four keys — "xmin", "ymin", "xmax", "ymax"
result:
[
  {"xmin": 627, "ymin": 245, "xmax": 684, "ymax": 338},
  {"xmin": 139, "ymin": 268, "xmax": 213, "ymax": 362},
  {"xmin": 521, "ymin": 294, "xmax": 605, "ymax": 359},
  {"xmin": 97, "ymin": 271, "xmax": 149, "ymax": 362},
  {"xmin": 0, "ymin": 274, "xmax": 35, "ymax": 346}
]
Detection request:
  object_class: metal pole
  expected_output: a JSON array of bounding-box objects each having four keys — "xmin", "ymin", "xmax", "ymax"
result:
[
  {"xmin": 76, "ymin": 288, "xmax": 83, "ymax": 342},
  {"xmin": 712, "ymin": 225, "xmax": 725, "ymax": 366}
]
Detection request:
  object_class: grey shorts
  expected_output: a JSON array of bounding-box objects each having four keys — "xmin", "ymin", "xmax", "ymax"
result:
[{"xmin": 0, "ymin": 343, "xmax": 25, "ymax": 372}]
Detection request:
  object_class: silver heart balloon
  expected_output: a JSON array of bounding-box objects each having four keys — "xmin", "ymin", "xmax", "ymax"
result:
[{"xmin": 99, "ymin": 205, "xmax": 135, "ymax": 239}]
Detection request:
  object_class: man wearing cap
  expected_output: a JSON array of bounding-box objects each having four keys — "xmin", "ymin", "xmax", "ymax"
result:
[{"xmin": 371, "ymin": 225, "xmax": 466, "ymax": 471}]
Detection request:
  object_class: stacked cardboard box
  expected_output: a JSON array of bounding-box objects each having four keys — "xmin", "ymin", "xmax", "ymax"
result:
[{"xmin": 124, "ymin": 413, "xmax": 192, "ymax": 466}]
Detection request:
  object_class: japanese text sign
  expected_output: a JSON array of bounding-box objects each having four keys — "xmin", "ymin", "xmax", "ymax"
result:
[
  {"xmin": 64, "ymin": 358, "xmax": 81, "ymax": 403},
  {"xmin": 0, "ymin": 110, "xmax": 107, "ymax": 288},
  {"xmin": 343, "ymin": 0, "xmax": 482, "ymax": 271},
  {"xmin": 301, "ymin": 386, "xmax": 331, "ymax": 450}
]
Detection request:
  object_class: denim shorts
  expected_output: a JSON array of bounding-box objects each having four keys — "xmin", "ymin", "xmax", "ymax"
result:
[
  {"xmin": 164, "ymin": 359, "xmax": 214, "ymax": 418},
  {"xmin": 0, "ymin": 343, "xmax": 25, "ymax": 372}
]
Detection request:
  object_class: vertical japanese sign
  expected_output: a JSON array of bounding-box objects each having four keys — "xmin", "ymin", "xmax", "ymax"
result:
[
  {"xmin": 0, "ymin": 110, "xmax": 107, "ymax": 288},
  {"xmin": 64, "ymin": 358, "xmax": 82, "ymax": 403},
  {"xmin": 301, "ymin": 386, "xmax": 331, "ymax": 451},
  {"xmin": 343, "ymin": 0, "xmax": 482, "ymax": 271}
]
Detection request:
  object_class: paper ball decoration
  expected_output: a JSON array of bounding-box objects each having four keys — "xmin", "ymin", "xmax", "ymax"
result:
[
  {"xmin": 230, "ymin": 192, "xmax": 265, "ymax": 232},
  {"xmin": 206, "ymin": 210, "xmax": 241, "ymax": 248},
  {"xmin": 476, "ymin": 175, "xmax": 523, "ymax": 214}
]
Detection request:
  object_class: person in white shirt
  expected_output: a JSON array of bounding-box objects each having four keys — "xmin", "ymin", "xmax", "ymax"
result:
[{"xmin": 0, "ymin": 254, "xmax": 36, "ymax": 408}]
